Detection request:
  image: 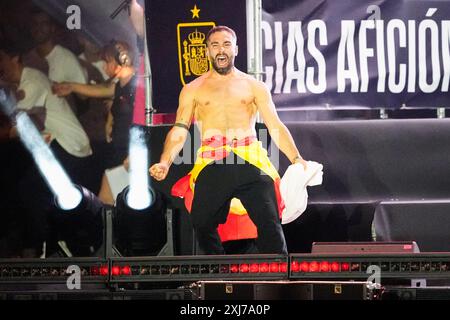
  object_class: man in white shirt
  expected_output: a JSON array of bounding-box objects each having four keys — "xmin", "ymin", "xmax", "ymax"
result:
[
  {"xmin": 30, "ymin": 8, "xmax": 87, "ymax": 84},
  {"xmin": 0, "ymin": 43, "xmax": 92, "ymax": 187},
  {"xmin": 29, "ymin": 8, "xmax": 87, "ymax": 115},
  {"xmin": 0, "ymin": 42, "xmax": 93, "ymax": 257}
]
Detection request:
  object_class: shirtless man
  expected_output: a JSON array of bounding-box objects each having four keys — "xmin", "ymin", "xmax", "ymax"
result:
[{"xmin": 150, "ymin": 26, "xmax": 307, "ymax": 255}]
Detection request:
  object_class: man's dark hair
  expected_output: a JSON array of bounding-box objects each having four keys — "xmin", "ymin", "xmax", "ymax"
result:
[
  {"xmin": 206, "ymin": 26, "xmax": 237, "ymax": 43},
  {"xmin": 30, "ymin": 6, "xmax": 51, "ymax": 16},
  {"xmin": 101, "ymin": 40, "xmax": 134, "ymax": 66},
  {"xmin": 30, "ymin": 6, "xmax": 58, "ymax": 27}
]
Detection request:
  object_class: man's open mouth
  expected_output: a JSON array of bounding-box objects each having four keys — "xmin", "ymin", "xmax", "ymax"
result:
[{"xmin": 216, "ymin": 55, "xmax": 228, "ymax": 67}]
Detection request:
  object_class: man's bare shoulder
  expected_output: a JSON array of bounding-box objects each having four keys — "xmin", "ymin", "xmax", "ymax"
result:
[
  {"xmin": 232, "ymin": 69, "xmax": 263, "ymax": 84},
  {"xmin": 186, "ymin": 72, "xmax": 209, "ymax": 89},
  {"xmin": 232, "ymin": 69, "xmax": 254, "ymax": 81},
  {"xmin": 243, "ymin": 75, "xmax": 268, "ymax": 95}
]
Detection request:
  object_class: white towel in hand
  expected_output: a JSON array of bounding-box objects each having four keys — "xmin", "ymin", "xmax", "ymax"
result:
[{"xmin": 280, "ymin": 161, "xmax": 323, "ymax": 224}]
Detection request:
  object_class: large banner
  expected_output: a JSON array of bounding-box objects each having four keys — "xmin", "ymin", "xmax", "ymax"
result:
[
  {"xmin": 145, "ymin": 0, "xmax": 247, "ymax": 113},
  {"xmin": 263, "ymin": 0, "xmax": 450, "ymax": 110}
]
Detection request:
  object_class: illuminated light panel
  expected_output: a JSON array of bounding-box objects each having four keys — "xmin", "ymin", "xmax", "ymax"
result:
[
  {"xmin": 239, "ymin": 264, "xmax": 249, "ymax": 273},
  {"xmin": 270, "ymin": 262, "xmax": 280, "ymax": 273},
  {"xmin": 331, "ymin": 262, "xmax": 340, "ymax": 272},
  {"xmin": 100, "ymin": 266, "xmax": 109, "ymax": 276},
  {"xmin": 250, "ymin": 263, "xmax": 260, "ymax": 273},
  {"xmin": 230, "ymin": 264, "xmax": 239, "ymax": 273},
  {"xmin": 112, "ymin": 266, "xmax": 120, "ymax": 276},
  {"xmin": 309, "ymin": 261, "xmax": 320, "ymax": 272},
  {"xmin": 300, "ymin": 262, "xmax": 310, "ymax": 272},
  {"xmin": 291, "ymin": 261, "xmax": 300, "ymax": 272},
  {"xmin": 341, "ymin": 262, "xmax": 350, "ymax": 271},
  {"xmin": 320, "ymin": 261, "xmax": 330, "ymax": 272},
  {"xmin": 259, "ymin": 263, "xmax": 269, "ymax": 273}
]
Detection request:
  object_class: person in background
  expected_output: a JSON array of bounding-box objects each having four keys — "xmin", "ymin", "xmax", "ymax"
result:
[
  {"xmin": 76, "ymin": 32, "xmax": 113, "ymax": 193},
  {"xmin": 29, "ymin": 8, "xmax": 87, "ymax": 85},
  {"xmin": 0, "ymin": 41, "xmax": 92, "ymax": 257},
  {"xmin": 53, "ymin": 41, "xmax": 136, "ymax": 205},
  {"xmin": 77, "ymin": 32, "xmax": 110, "ymax": 83},
  {"xmin": 28, "ymin": 8, "xmax": 87, "ymax": 115}
]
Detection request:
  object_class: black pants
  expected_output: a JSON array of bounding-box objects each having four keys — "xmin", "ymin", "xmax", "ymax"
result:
[{"xmin": 190, "ymin": 152, "xmax": 287, "ymax": 255}]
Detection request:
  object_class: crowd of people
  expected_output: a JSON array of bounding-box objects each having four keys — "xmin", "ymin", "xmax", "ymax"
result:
[{"xmin": 0, "ymin": 0, "xmax": 145, "ymax": 257}]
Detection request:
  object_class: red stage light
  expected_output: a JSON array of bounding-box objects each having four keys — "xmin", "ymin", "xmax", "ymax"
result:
[
  {"xmin": 291, "ymin": 261, "xmax": 300, "ymax": 272},
  {"xmin": 250, "ymin": 263, "xmax": 259, "ymax": 273},
  {"xmin": 112, "ymin": 266, "xmax": 120, "ymax": 276},
  {"xmin": 309, "ymin": 261, "xmax": 320, "ymax": 272},
  {"xmin": 270, "ymin": 262, "xmax": 280, "ymax": 273},
  {"xmin": 280, "ymin": 262, "xmax": 288, "ymax": 273},
  {"xmin": 259, "ymin": 263, "xmax": 269, "ymax": 273},
  {"xmin": 239, "ymin": 264, "xmax": 249, "ymax": 273},
  {"xmin": 320, "ymin": 261, "xmax": 330, "ymax": 272},
  {"xmin": 331, "ymin": 262, "xmax": 340, "ymax": 272},
  {"xmin": 300, "ymin": 261, "xmax": 310, "ymax": 272},
  {"xmin": 341, "ymin": 262, "xmax": 350, "ymax": 271},
  {"xmin": 100, "ymin": 265, "xmax": 109, "ymax": 276},
  {"xmin": 230, "ymin": 264, "xmax": 239, "ymax": 273},
  {"xmin": 121, "ymin": 266, "xmax": 131, "ymax": 275}
]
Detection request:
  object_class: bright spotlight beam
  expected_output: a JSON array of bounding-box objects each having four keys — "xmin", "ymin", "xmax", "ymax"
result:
[
  {"xmin": 127, "ymin": 126, "xmax": 152, "ymax": 210},
  {"xmin": 16, "ymin": 113, "xmax": 82, "ymax": 210},
  {"xmin": 0, "ymin": 89, "xmax": 81, "ymax": 210}
]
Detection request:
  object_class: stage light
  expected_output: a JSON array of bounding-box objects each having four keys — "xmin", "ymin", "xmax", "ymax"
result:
[
  {"xmin": 331, "ymin": 262, "xmax": 340, "ymax": 272},
  {"xmin": 250, "ymin": 263, "xmax": 259, "ymax": 273},
  {"xmin": 113, "ymin": 185, "xmax": 167, "ymax": 256},
  {"xmin": 259, "ymin": 263, "xmax": 269, "ymax": 273},
  {"xmin": 239, "ymin": 264, "xmax": 249, "ymax": 273},
  {"xmin": 127, "ymin": 126, "xmax": 151, "ymax": 210},
  {"xmin": 300, "ymin": 261, "xmax": 310, "ymax": 272},
  {"xmin": 320, "ymin": 261, "xmax": 330, "ymax": 272},
  {"xmin": 341, "ymin": 262, "xmax": 350, "ymax": 271},
  {"xmin": 100, "ymin": 266, "xmax": 109, "ymax": 276},
  {"xmin": 48, "ymin": 185, "xmax": 104, "ymax": 257},
  {"xmin": 270, "ymin": 262, "xmax": 280, "ymax": 273},
  {"xmin": 309, "ymin": 261, "xmax": 320, "ymax": 272},
  {"xmin": 121, "ymin": 265, "xmax": 131, "ymax": 275},
  {"xmin": 230, "ymin": 264, "xmax": 239, "ymax": 273},
  {"xmin": 15, "ymin": 112, "xmax": 82, "ymax": 210},
  {"xmin": 0, "ymin": 86, "xmax": 79, "ymax": 207},
  {"xmin": 112, "ymin": 266, "xmax": 120, "ymax": 276},
  {"xmin": 290, "ymin": 261, "xmax": 300, "ymax": 272}
]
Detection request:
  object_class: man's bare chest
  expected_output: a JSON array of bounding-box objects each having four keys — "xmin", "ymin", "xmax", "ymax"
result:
[{"xmin": 195, "ymin": 82, "xmax": 254, "ymax": 109}]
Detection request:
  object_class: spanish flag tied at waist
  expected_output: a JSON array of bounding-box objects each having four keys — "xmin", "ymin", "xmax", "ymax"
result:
[{"xmin": 171, "ymin": 135, "xmax": 284, "ymax": 242}]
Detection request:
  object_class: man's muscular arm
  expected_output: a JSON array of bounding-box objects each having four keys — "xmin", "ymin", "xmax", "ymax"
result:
[
  {"xmin": 149, "ymin": 85, "xmax": 195, "ymax": 180},
  {"xmin": 253, "ymin": 80, "xmax": 307, "ymax": 169}
]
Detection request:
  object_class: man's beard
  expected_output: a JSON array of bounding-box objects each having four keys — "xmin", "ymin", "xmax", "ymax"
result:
[{"xmin": 211, "ymin": 55, "xmax": 234, "ymax": 75}]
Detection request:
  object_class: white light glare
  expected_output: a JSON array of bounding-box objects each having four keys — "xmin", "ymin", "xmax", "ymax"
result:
[
  {"xmin": 127, "ymin": 126, "xmax": 151, "ymax": 210},
  {"xmin": 16, "ymin": 112, "xmax": 82, "ymax": 210}
]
